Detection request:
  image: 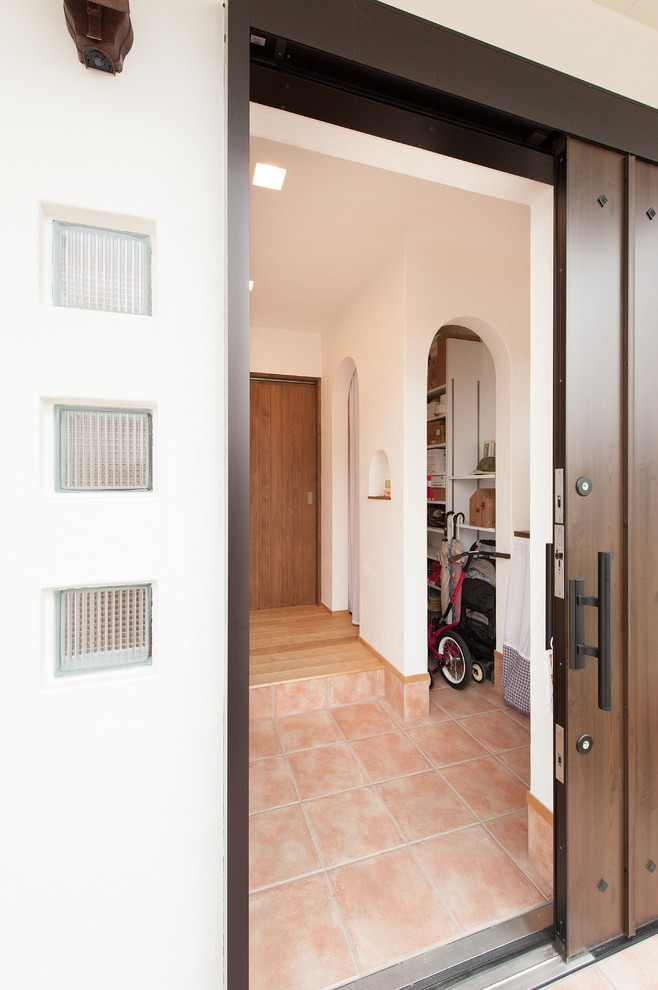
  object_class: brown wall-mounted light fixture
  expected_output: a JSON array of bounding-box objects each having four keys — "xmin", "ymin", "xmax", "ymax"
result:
[{"xmin": 64, "ymin": 0, "xmax": 133, "ymax": 74}]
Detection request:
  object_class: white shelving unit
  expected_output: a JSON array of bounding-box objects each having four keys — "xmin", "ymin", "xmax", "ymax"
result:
[
  {"xmin": 426, "ymin": 333, "xmax": 498, "ymax": 669},
  {"xmin": 427, "ymin": 383, "xmax": 447, "ymax": 602},
  {"xmin": 445, "ymin": 338, "xmax": 496, "ymax": 541}
]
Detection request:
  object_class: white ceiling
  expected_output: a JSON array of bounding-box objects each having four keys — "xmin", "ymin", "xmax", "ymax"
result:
[
  {"xmin": 249, "ymin": 0, "xmax": 658, "ymax": 338},
  {"xmin": 249, "ymin": 109, "xmax": 547, "ymax": 335}
]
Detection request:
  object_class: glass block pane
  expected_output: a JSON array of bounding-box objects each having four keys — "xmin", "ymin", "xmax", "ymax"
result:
[
  {"xmin": 53, "ymin": 220, "xmax": 152, "ymax": 315},
  {"xmin": 56, "ymin": 406, "xmax": 152, "ymax": 492},
  {"xmin": 55, "ymin": 585, "xmax": 152, "ymax": 675}
]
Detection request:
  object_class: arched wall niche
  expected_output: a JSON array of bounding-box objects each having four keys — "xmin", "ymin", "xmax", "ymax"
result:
[{"xmin": 368, "ymin": 449, "xmax": 390, "ymax": 498}]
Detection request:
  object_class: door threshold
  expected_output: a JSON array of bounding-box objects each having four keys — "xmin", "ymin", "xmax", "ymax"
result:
[{"xmin": 336, "ymin": 905, "xmax": 594, "ymax": 990}]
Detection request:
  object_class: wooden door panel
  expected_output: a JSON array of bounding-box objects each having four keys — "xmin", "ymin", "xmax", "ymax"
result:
[
  {"xmin": 250, "ymin": 377, "xmax": 318, "ymax": 609},
  {"xmin": 630, "ymin": 158, "xmax": 658, "ymax": 929},
  {"xmin": 557, "ymin": 139, "xmax": 626, "ymax": 955},
  {"xmin": 250, "ymin": 379, "xmax": 272, "ymax": 609},
  {"xmin": 297, "ymin": 385, "xmax": 320, "ymax": 602},
  {"xmin": 269, "ymin": 383, "xmax": 292, "ymax": 607}
]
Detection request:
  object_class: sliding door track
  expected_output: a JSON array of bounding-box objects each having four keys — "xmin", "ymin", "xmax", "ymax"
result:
[{"xmin": 335, "ymin": 905, "xmax": 594, "ymax": 989}]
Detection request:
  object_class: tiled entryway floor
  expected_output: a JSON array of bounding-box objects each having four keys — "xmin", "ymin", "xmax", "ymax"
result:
[
  {"xmin": 550, "ymin": 933, "xmax": 658, "ymax": 989},
  {"xmin": 249, "ymin": 678, "xmax": 551, "ymax": 990}
]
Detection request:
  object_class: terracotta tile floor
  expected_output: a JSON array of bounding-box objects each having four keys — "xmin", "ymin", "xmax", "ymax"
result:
[
  {"xmin": 249, "ymin": 677, "xmax": 552, "ymax": 989},
  {"xmin": 550, "ymin": 932, "xmax": 658, "ymax": 989}
]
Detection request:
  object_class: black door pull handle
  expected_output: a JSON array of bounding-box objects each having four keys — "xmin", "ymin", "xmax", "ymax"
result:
[
  {"xmin": 569, "ymin": 552, "xmax": 611, "ymax": 711},
  {"xmin": 597, "ymin": 552, "xmax": 611, "ymax": 711}
]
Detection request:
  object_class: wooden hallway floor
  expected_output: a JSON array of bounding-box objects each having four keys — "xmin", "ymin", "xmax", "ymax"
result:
[{"xmin": 249, "ymin": 605, "xmax": 384, "ymax": 687}]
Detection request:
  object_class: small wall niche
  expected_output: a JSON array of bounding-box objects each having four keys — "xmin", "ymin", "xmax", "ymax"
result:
[{"xmin": 368, "ymin": 449, "xmax": 391, "ymax": 499}]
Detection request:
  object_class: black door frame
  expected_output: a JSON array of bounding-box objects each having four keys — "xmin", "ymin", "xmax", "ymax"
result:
[{"xmin": 227, "ymin": 3, "xmax": 658, "ymax": 985}]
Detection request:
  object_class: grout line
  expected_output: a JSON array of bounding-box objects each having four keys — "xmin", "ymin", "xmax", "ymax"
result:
[
  {"xmin": 299, "ymin": 806, "xmax": 361, "ymax": 970},
  {"xmin": 302, "ymin": 828, "xmax": 408, "ymax": 874},
  {"xmin": 481, "ymin": 819, "xmax": 549, "ymax": 901},
  {"xmin": 492, "ymin": 749, "xmax": 531, "ymax": 788},
  {"xmin": 250, "ymin": 865, "xmax": 326, "ymax": 895},
  {"xmin": 406, "ymin": 838, "xmax": 464, "ymax": 938},
  {"xmin": 250, "ymin": 715, "xmax": 362, "ymax": 979},
  {"xmin": 249, "ymin": 799, "xmax": 300, "ymax": 817},
  {"xmin": 596, "ymin": 966, "xmax": 623, "ymax": 989},
  {"xmin": 324, "ymin": 878, "xmax": 362, "ymax": 980},
  {"xmin": 433, "ymin": 765, "xmax": 490, "ymax": 826},
  {"xmin": 295, "ymin": 782, "xmax": 363, "ymax": 976}
]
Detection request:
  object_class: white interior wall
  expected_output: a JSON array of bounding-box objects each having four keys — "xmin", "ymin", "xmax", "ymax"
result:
[
  {"xmin": 328, "ymin": 357, "xmax": 358, "ymax": 610},
  {"xmin": 319, "ymin": 193, "xmax": 554, "ymax": 806},
  {"xmin": 250, "ymin": 325, "xmax": 322, "ymax": 377},
  {"xmin": 322, "ymin": 245, "xmax": 406, "ymax": 665},
  {"xmin": 0, "ymin": 2, "xmax": 225, "ymax": 988},
  {"xmin": 404, "ymin": 229, "xmax": 531, "ymax": 675},
  {"xmin": 529, "ymin": 188, "xmax": 557, "ymax": 811}
]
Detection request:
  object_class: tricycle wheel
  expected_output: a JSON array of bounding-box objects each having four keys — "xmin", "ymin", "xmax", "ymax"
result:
[
  {"xmin": 471, "ymin": 660, "xmax": 485, "ymax": 684},
  {"xmin": 437, "ymin": 632, "xmax": 472, "ymax": 689}
]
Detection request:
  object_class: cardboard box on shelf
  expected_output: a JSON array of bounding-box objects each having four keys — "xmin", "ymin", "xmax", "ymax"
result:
[
  {"xmin": 431, "ymin": 474, "xmax": 446, "ymax": 487},
  {"xmin": 469, "ymin": 488, "xmax": 496, "ymax": 528},
  {"xmin": 427, "ymin": 421, "xmax": 446, "ymax": 446},
  {"xmin": 431, "ymin": 487, "xmax": 446, "ymax": 502},
  {"xmin": 428, "ymin": 328, "xmax": 482, "ymax": 392},
  {"xmin": 427, "ymin": 449, "xmax": 446, "ymax": 474}
]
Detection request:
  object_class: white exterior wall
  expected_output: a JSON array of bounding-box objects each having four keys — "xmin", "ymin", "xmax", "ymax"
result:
[
  {"xmin": 0, "ymin": 2, "xmax": 225, "ymax": 988},
  {"xmin": 392, "ymin": 0, "xmax": 658, "ymax": 109}
]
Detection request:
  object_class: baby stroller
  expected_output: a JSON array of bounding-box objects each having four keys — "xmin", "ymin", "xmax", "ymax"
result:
[
  {"xmin": 428, "ymin": 524, "xmax": 508, "ymax": 689},
  {"xmin": 456, "ymin": 540, "xmax": 497, "ymax": 683}
]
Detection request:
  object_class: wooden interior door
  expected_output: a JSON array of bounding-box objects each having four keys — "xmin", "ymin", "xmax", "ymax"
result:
[
  {"xmin": 249, "ymin": 376, "xmax": 319, "ymax": 609},
  {"xmin": 555, "ymin": 138, "xmax": 658, "ymax": 956}
]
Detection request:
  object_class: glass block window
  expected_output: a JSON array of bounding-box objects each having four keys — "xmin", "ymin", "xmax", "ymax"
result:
[
  {"xmin": 53, "ymin": 220, "xmax": 152, "ymax": 315},
  {"xmin": 55, "ymin": 406, "xmax": 152, "ymax": 492},
  {"xmin": 55, "ymin": 585, "xmax": 152, "ymax": 675}
]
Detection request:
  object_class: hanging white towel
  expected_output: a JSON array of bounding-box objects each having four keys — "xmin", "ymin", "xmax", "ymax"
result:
[{"xmin": 502, "ymin": 536, "xmax": 531, "ymax": 715}]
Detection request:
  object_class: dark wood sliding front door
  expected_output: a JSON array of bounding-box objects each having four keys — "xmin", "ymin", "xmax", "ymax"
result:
[
  {"xmin": 628, "ymin": 157, "xmax": 658, "ymax": 933},
  {"xmin": 555, "ymin": 138, "xmax": 658, "ymax": 956},
  {"xmin": 249, "ymin": 376, "xmax": 319, "ymax": 609}
]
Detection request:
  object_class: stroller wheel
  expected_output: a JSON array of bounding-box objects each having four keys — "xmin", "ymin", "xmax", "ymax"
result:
[
  {"xmin": 437, "ymin": 632, "xmax": 472, "ymax": 690},
  {"xmin": 427, "ymin": 652, "xmax": 439, "ymax": 691},
  {"xmin": 471, "ymin": 660, "xmax": 485, "ymax": 683}
]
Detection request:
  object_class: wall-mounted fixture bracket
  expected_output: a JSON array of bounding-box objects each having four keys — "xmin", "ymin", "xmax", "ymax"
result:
[{"xmin": 64, "ymin": 0, "xmax": 133, "ymax": 74}]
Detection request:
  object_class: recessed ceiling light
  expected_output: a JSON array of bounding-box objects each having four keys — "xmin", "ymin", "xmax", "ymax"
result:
[{"xmin": 253, "ymin": 162, "xmax": 286, "ymax": 190}]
